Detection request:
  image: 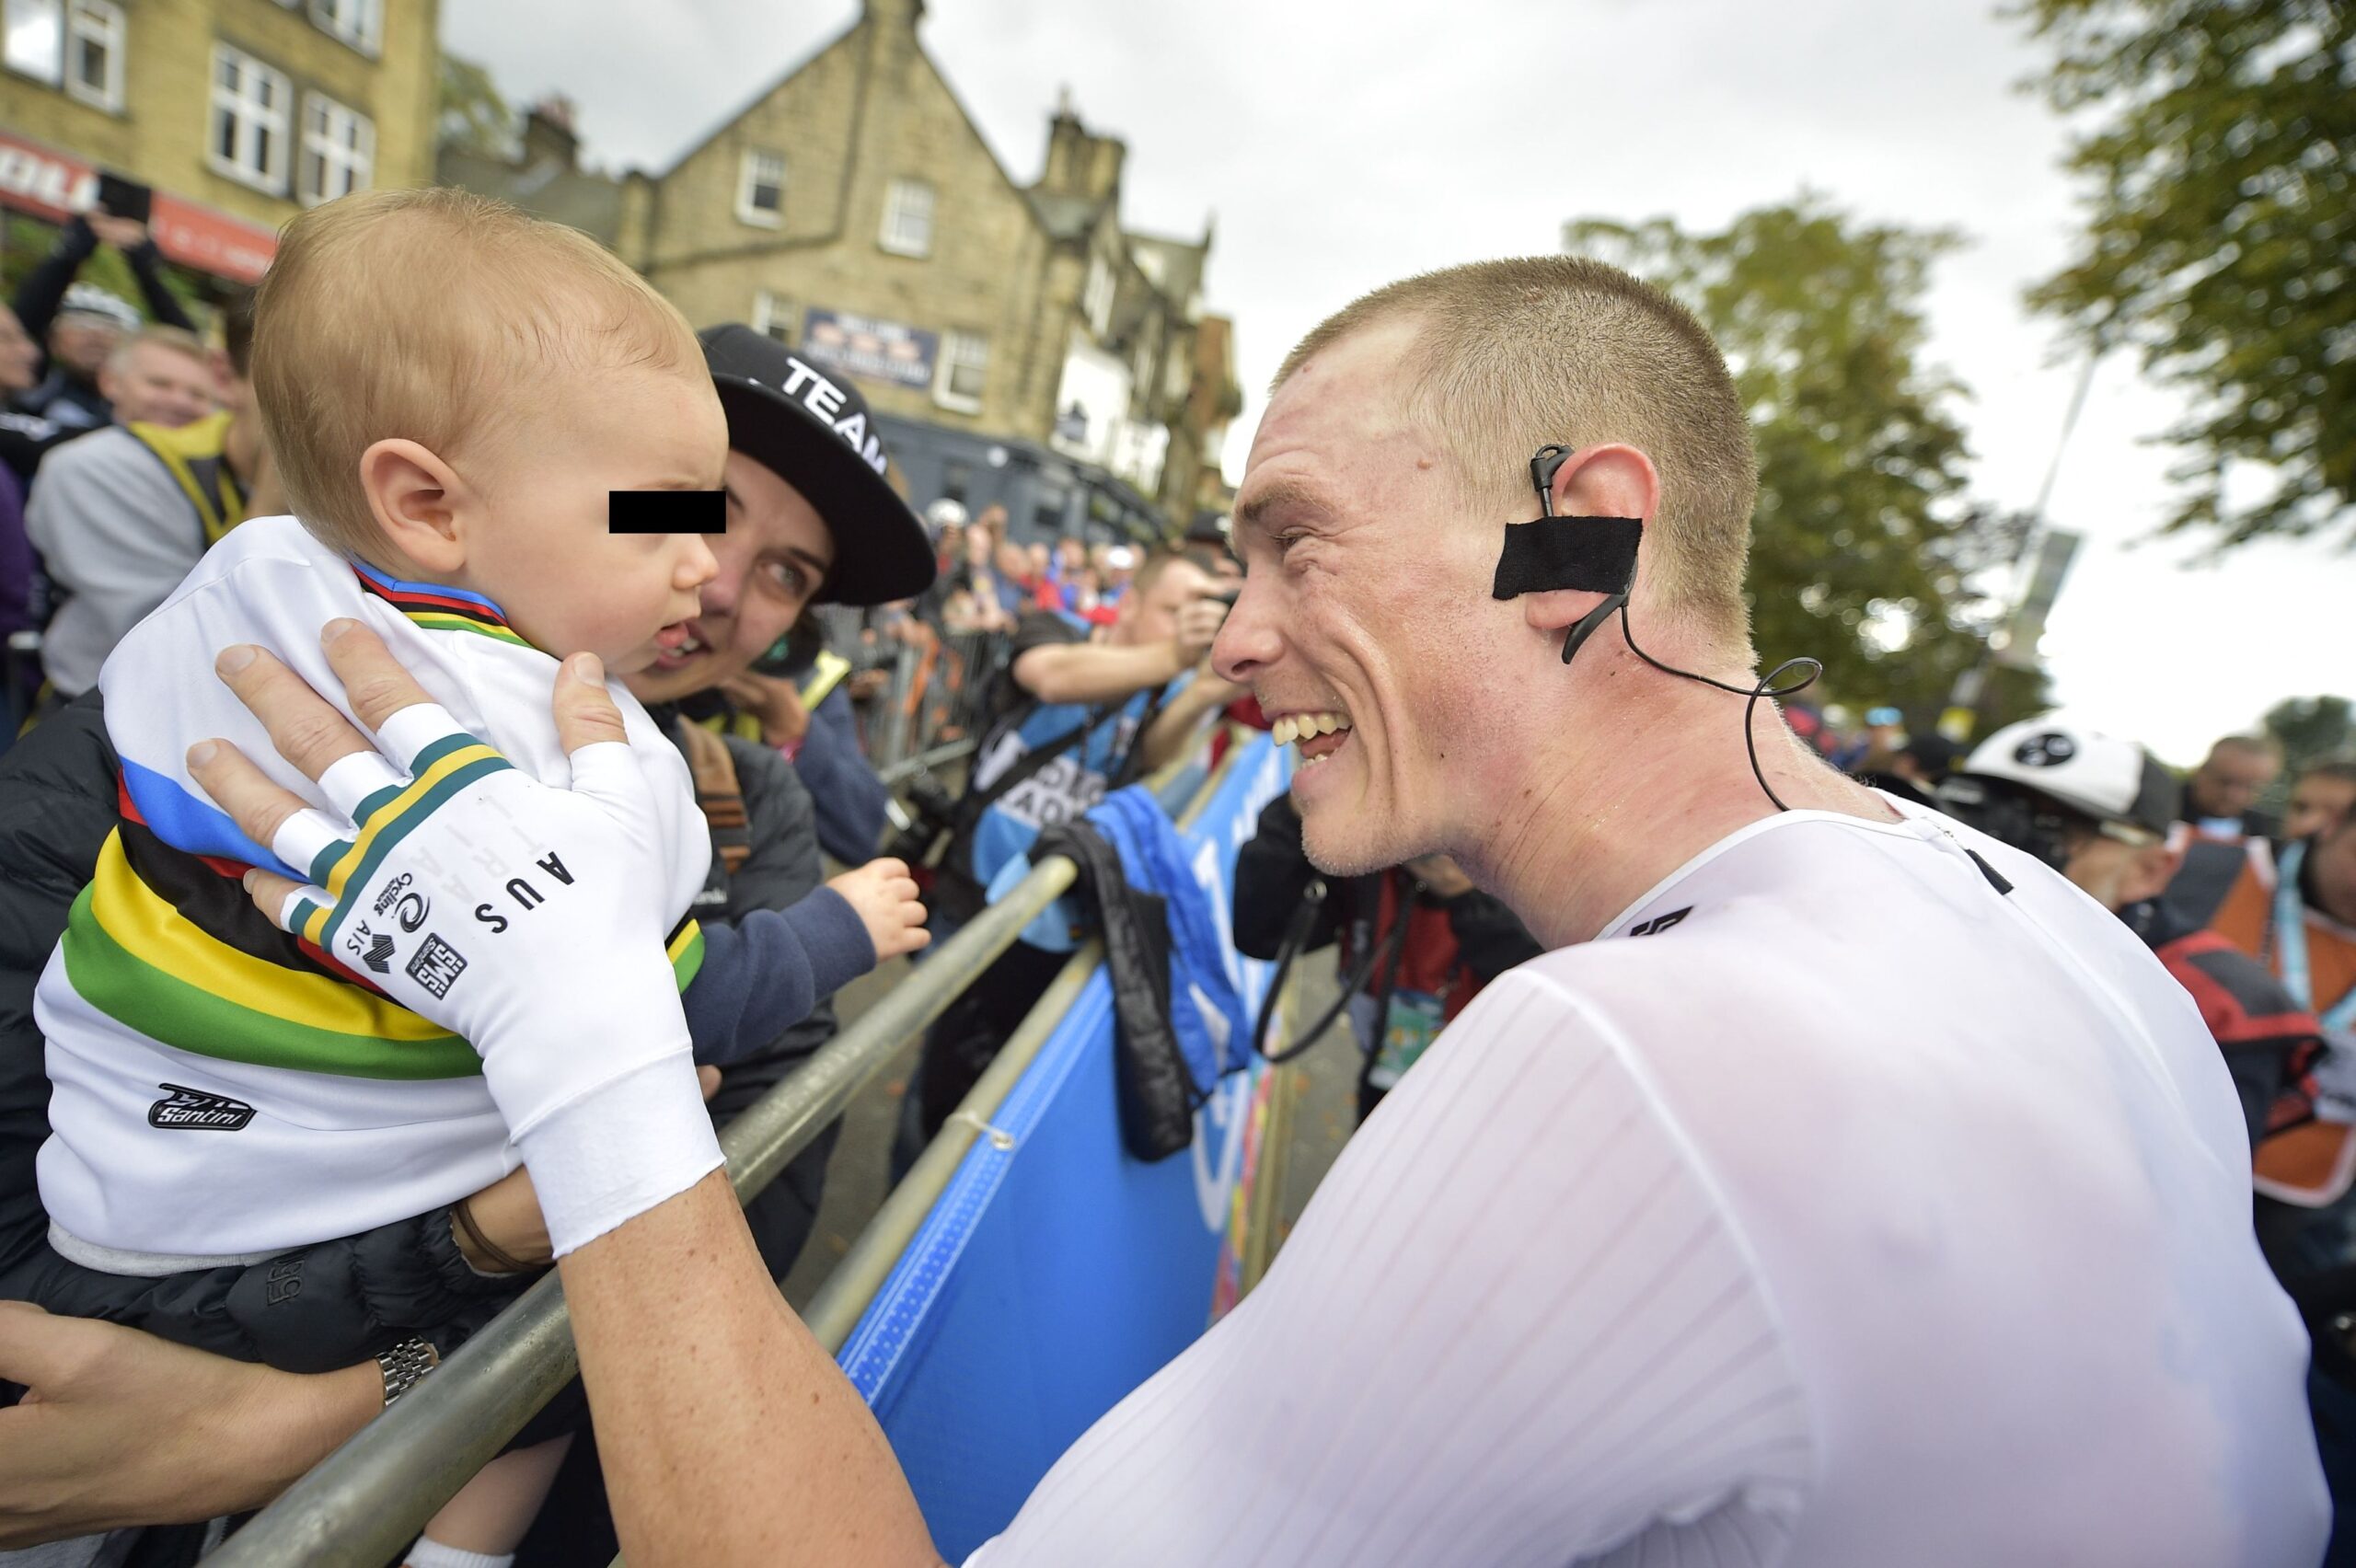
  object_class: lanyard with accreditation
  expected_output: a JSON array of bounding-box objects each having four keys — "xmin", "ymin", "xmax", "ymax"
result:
[{"xmin": 2272, "ymin": 840, "xmax": 2356, "ymax": 1037}]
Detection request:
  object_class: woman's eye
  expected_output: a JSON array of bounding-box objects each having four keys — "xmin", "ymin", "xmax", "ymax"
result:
[{"xmin": 762, "ymin": 560, "xmax": 807, "ymax": 595}]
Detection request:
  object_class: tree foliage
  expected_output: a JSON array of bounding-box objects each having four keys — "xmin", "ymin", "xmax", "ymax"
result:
[
  {"xmin": 1565, "ymin": 197, "xmax": 2046, "ymax": 724},
  {"xmin": 2016, "ymin": 0, "xmax": 2356, "ymax": 548},
  {"xmin": 438, "ymin": 53, "xmax": 517, "ymax": 159},
  {"xmin": 2262, "ymin": 693, "xmax": 2356, "ymax": 775}
]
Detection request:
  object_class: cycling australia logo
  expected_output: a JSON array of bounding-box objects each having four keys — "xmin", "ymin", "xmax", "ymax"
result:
[{"xmin": 148, "ymin": 1083, "xmax": 256, "ymax": 1131}]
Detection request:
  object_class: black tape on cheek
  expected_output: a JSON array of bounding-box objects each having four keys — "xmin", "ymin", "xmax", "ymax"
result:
[{"xmin": 1490, "ymin": 515, "xmax": 1642, "ymax": 600}]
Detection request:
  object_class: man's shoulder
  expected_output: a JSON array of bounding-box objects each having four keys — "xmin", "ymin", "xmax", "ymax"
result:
[{"xmin": 31, "ymin": 422, "xmax": 146, "ymax": 478}]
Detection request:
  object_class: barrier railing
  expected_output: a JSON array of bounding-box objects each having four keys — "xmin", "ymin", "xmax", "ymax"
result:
[
  {"xmin": 851, "ymin": 628, "xmax": 1007, "ymax": 775},
  {"xmin": 203, "ymin": 745, "xmax": 1219, "ymax": 1566},
  {"xmin": 801, "ymin": 732, "xmax": 1252, "ymax": 1355}
]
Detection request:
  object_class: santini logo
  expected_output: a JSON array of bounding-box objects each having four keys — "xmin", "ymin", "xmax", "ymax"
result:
[
  {"xmin": 1629, "ymin": 906, "xmax": 1693, "ymax": 938},
  {"xmin": 149, "ymin": 1084, "xmax": 256, "ymax": 1132}
]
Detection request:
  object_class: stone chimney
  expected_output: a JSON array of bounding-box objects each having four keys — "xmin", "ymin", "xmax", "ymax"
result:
[
  {"xmin": 1038, "ymin": 101, "xmax": 1126, "ymax": 205},
  {"xmin": 521, "ymin": 97, "xmax": 578, "ymax": 170}
]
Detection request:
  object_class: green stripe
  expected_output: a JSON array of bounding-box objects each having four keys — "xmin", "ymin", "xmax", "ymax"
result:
[
  {"xmin": 407, "ymin": 732, "xmax": 481, "ymax": 776},
  {"xmin": 671, "ymin": 926, "xmax": 705, "ymax": 990},
  {"xmin": 306, "ymin": 839, "xmax": 348, "ymax": 889},
  {"xmin": 406, "ymin": 613, "xmax": 531, "ymax": 648},
  {"xmin": 319, "ymin": 754, "xmax": 511, "ymax": 952},
  {"xmin": 61, "ymin": 884, "xmax": 483, "ymax": 1080},
  {"xmin": 352, "ymin": 782, "xmax": 402, "ymax": 824}
]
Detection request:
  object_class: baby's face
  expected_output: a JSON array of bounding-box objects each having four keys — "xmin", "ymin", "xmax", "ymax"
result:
[{"xmin": 461, "ymin": 365, "xmax": 729, "ymax": 672}]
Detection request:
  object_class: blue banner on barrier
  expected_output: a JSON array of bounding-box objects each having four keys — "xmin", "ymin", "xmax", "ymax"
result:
[{"xmin": 838, "ymin": 734, "xmax": 1292, "ymax": 1560}]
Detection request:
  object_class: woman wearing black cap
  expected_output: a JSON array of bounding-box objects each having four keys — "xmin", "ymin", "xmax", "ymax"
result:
[{"xmin": 0, "ymin": 326, "xmax": 938, "ymax": 1559}]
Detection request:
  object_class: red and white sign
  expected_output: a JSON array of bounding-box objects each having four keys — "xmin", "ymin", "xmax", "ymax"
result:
[{"xmin": 0, "ymin": 127, "xmax": 276, "ymax": 283}]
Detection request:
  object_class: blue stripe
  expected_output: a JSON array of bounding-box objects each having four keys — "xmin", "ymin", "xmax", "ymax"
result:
[
  {"xmin": 119, "ymin": 756, "xmax": 298, "ymax": 880},
  {"xmin": 347, "ymin": 558, "xmax": 509, "ymax": 618}
]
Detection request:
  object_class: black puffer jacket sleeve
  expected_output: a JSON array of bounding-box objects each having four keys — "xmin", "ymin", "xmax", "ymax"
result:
[{"xmin": 0, "ymin": 695, "xmax": 527, "ymax": 1374}]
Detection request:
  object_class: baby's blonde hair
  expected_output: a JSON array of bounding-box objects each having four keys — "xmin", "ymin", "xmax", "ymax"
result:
[{"xmin": 252, "ymin": 187, "xmax": 703, "ymax": 558}]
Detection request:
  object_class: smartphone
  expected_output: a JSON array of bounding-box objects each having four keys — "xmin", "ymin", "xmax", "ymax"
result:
[{"xmin": 95, "ymin": 171, "xmax": 152, "ymax": 225}]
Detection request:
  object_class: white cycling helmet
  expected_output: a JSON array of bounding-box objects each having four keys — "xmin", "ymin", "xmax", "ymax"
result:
[
  {"xmin": 57, "ymin": 282, "xmax": 138, "ymax": 333},
  {"xmin": 1951, "ymin": 717, "xmax": 2179, "ymax": 839}
]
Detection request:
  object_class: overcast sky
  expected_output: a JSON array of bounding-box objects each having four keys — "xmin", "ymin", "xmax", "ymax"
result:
[{"xmin": 445, "ymin": 0, "xmax": 2353, "ymax": 764}]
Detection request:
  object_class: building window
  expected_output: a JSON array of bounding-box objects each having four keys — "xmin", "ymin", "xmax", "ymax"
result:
[
  {"xmin": 299, "ymin": 94, "xmax": 373, "ymax": 205},
  {"xmin": 934, "ymin": 329, "xmax": 987, "ymax": 414},
  {"xmin": 752, "ymin": 290, "xmax": 792, "ymax": 344},
  {"xmin": 310, "ymin": 0, "xmax": 380, "ymax": 55},
  {"xmin": 63, "ymin": 0, "xmax": 121, "ymax": 110},
  {"xmin": 879, "ymin": 179, "xmax": 933, "ymax": 259},
  {"xmin": 735, "ymin": 148, "xmax": 785, "ymax": 228},
  {"xmin": 1083, "ymin": 255, "xmax": 1114, "ymax": 338},
  {"xmin": 210, "ymin": 44, "xmax": 292, "ymax": 195},
  {"xmin": 4, "ymin": 0, "xmax": 63, "ymax": 85}
]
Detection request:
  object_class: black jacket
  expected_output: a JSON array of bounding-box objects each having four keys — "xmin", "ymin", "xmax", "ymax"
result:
[{"xmin": 0, "ymin": 694, "xmax": 838, "ymax": 1373}]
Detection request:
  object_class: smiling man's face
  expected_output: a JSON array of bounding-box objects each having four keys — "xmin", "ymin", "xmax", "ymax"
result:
[{"xmin": 1214, "ymin": 320, "xmax": 1516, "ymax": 877}]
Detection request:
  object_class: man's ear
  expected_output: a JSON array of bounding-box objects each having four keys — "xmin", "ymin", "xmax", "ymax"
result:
[
  {"xmin": 358, "ymin": 439, "xmax": 467, "ymax": 574},
  {"xmin": 1548, "ymin": 442, "xmax": 1659, "ymax": 525},
  {"xmin": 1519, "ymin": 443, "xmax": 1660, "ymax": 649}
]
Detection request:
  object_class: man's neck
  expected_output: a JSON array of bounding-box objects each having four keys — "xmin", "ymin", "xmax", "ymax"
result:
[
  {"xmin": 221, "ymin": 409, "xmax": 260, "ymax": 489},
  {"xmin": 2300, "ymin": 844, "xmax": 2356, "ymax": 928},
  {"xmin": 1462, "ymin": 672, "xmax": 1896, "ymax": 950}
]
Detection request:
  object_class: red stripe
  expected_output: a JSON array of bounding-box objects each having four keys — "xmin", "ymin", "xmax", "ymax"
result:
[
  {"xmin": 355, "ymin": 573, "xmax": 511, "ymax": 627},
  {"xmin": 117, "ymin": 770, "xmax": 257, "ymax": 881}
]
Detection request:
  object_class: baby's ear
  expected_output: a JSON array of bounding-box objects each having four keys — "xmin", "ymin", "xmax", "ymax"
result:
[{"xmin": 358, "ymin": 439, "xmax": 466, "ymax": 573}]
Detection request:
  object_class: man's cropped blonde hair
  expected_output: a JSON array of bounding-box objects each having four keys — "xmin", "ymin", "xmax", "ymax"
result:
[
  {"xmin": 1277, "ymin": 257, "xmax": 1759, "ymax": 651},
  {"xmin": 253, "ymin": 187, "xmax": 703, "ymax": 558}
]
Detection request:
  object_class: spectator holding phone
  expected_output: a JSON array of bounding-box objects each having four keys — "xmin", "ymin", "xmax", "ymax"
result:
[{"xmin": 8, "ymin": 197, "xmax": 197, "ymax": 432}]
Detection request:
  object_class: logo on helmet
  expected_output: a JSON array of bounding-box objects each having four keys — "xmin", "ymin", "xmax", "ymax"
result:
[{"xmin": 2014, "ymin": 732, "xmax": 2077, "ymax": 768}]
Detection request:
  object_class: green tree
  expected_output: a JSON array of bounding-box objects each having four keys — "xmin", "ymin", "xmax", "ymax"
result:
[
  {"xmin": 438, "ymin": 52, "xmax": 516, "ymax": 159},
  {"xmin": 2262, "ymin": 694, "xmax": 2355, "ymax": 776},
  {"xmin": 2015, "ymin": 0, "xmax": 2356, "ymax": 548},
  {"xmin": 1565, "ymin": 197, "xmax": 2046, "ymax": 724}
]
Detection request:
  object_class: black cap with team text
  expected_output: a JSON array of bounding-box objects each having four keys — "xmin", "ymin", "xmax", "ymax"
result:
[{"xmin": 699, "ymin": 324, "xmax": 936, "ymax": 606}]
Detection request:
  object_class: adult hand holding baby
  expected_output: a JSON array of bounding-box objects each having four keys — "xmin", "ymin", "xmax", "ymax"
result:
[{"xmin": 189, "ymin": 617, "xmax": 722, "ymax": 1257}]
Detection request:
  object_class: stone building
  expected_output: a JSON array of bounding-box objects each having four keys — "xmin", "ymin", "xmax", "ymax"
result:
[
  {"xmin": 445, "ymin": 0, "xmax": 1233, "ymax": 545},
  {"xmin": 2, "ymin": 0, "xmax": 440, "ymax": 294}
]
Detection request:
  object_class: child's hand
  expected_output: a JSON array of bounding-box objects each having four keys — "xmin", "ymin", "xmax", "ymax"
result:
[{"xmin": 828, "ymin": 857, "xmax": 931, "ymax": 963}]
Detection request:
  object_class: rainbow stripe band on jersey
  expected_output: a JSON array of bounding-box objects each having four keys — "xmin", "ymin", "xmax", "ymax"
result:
[
  {"xmin": 351, "ymin": 559, "xmax": 534, "ymax": 649},
  {"xmin": 83, "ymin": 803, "xmax": 706, "ymax": 1082}
]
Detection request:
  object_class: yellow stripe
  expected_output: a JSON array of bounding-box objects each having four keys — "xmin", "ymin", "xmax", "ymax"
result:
[
  {"xmin": 321, "ymin": 743, "xmax": 503, "ymax": 903},
  {"xmin": 87, "ymin": 836, "xmax": 453, "ymax": 1044},
  {"xmin": 402, "ymin": 612, "xmax": 531, "ymax": 647}
]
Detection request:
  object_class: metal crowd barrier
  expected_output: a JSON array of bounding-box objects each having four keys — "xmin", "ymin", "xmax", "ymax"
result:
[
  {"xmin": 851, "ymin": 626, "xmax": 1008, "ymax": 775},
  {"xmin": 205, "ymin": 745, "xmax": 1226, "ymax": 1566}
]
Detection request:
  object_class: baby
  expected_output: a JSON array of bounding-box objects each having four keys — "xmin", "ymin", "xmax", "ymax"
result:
[{"xmin": 28, "ymin": 189, "xmax": 927, "ymax": 1568}]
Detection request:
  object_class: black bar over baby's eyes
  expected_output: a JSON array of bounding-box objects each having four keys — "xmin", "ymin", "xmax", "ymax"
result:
[{"xmin": 609, "ymin": 490, "xmax": 727, "ymax": 534}]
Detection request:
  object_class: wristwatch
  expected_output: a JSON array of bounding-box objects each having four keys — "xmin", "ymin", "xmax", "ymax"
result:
[{"xmin": 375, "ymin": 1336, "xmax": 437, "ymax": 1410}]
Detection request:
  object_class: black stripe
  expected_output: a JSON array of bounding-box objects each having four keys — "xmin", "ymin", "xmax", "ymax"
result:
[
  {"xmin": 117, "ymin": 814, "xmax": 350, "ymax": 984},
  {"xmin": 352, "ymin": 572, "xmax": 509, "ymax": 630}
]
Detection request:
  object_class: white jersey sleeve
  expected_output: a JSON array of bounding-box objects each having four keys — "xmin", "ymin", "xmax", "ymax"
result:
[{"xmin": 966, "ymin": 966, "xmax": 1815, "ymax": 1568}]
